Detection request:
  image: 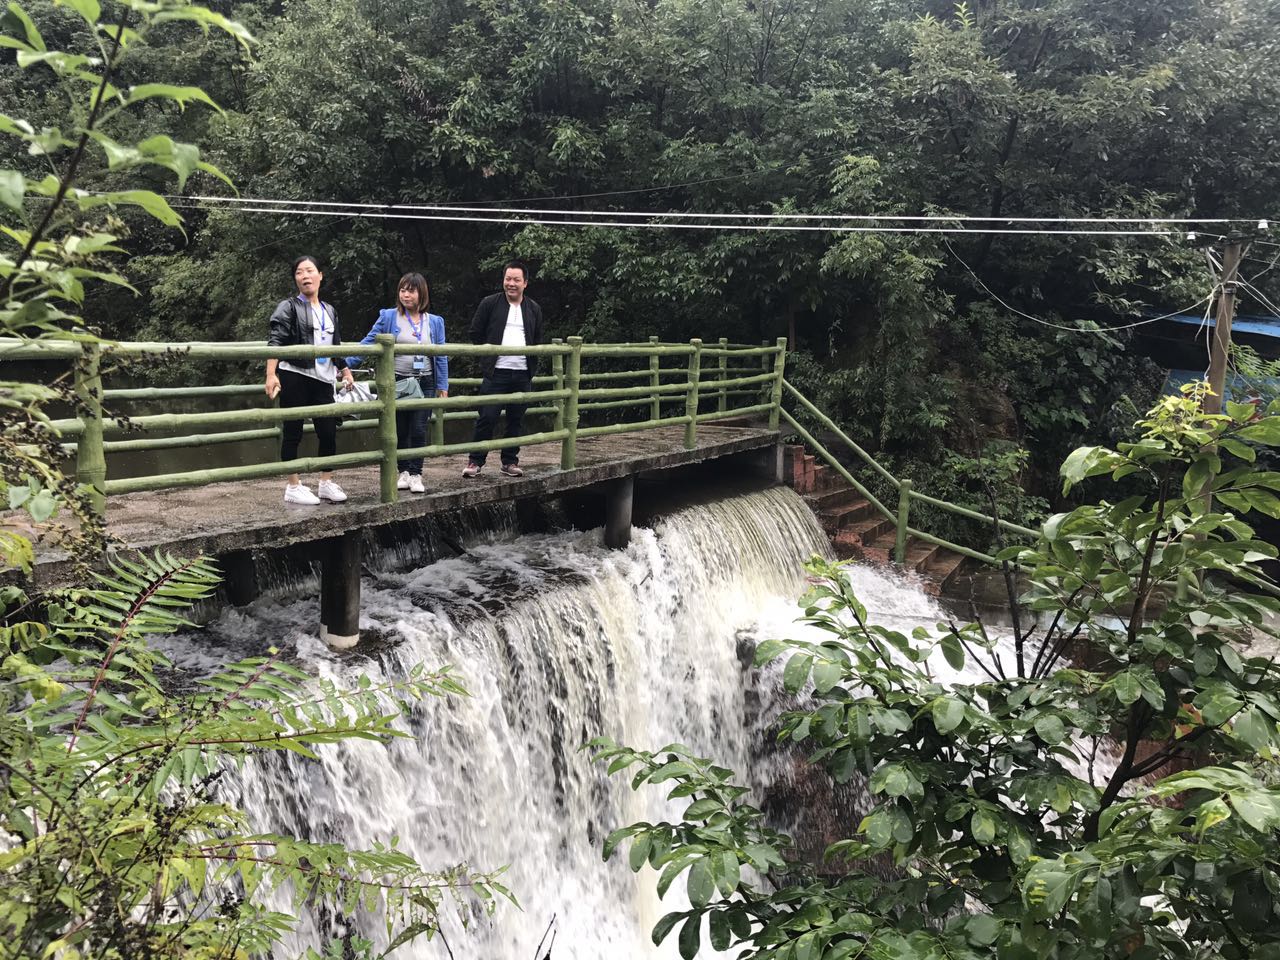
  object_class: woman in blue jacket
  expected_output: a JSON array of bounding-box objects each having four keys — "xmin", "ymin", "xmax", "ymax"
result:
[{"xmin": 348, "ymin": 273, "xmax": 449, "ymax": 494}]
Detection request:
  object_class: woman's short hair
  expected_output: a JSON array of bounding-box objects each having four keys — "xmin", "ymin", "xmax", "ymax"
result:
[
  {"xmin": 397, "ymin": 272, "xmax": 430, "ymax": 311},
  {"xmin": 292, "ymin": 254, "xmax": 320, "ymax": 273}
]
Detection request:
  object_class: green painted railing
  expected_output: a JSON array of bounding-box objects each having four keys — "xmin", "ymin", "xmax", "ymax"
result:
[
  {"xmin": 780, "ymin": 380, "xmax": 1040, "ymax": 567},
  {"xmin": 3, "ymin": 334, "xmax": 1038, "ymax": 571},
  {"xmin": 1, "ymin": 335, "xmax": 788, "ymax": 514}
]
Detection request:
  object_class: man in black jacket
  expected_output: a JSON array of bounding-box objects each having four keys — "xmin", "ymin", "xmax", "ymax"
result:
[{"xmin": 463, "ymin": 261, "xmax": 545, "ymax": 478}]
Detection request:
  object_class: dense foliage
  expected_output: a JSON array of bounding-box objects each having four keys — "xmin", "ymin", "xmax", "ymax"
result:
[
  {"xmin": 1, "ymin": 2, "xmax": 508, "ymax": 955},
  {"xmin": 5, "ymin": 0, "xmax": 1280, "ymax": 506},
  {"xmin": 593, "ymin": 386, "xmax": 1280, "ymax": 958}
]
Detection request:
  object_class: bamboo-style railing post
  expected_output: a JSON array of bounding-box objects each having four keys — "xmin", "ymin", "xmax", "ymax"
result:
[
  {"xmin": 684, "ymin": 338, "xmax": 702, "ymax": 449},
  {"xmin": 74, "ymin": 342, "xmax": 106, "ymax": 516},
  {"xmin": 768, "ymin": 336, "xmax": 787, "ymax": 430},
  {"xmin": 648, "ymin": 335, "xmax": 661, "ymax": 422},
  {"xmin": 759, "ymin": 338, "xmax": 771, "ymax": 406},
  {"xmin": 561, "ymin": 337, "xmax": 582, "ymax": 470},
  {"xmin": 375, "ymin": 333, "xmax": 398, "ymax": 503},
  {"xmin": 717, "ymin": 337, "xmax": 728, "ymax": 413},
  {"xmin": 551, "ymin": 338, "xmax": 565, "ymax": 433},
  {"xmin": 429, "ymin": 359, "xmax": 446, "ymax": 448},
  {"xmin": 895, "ymin": 479, "xmax": 913, "ymax": 565}
]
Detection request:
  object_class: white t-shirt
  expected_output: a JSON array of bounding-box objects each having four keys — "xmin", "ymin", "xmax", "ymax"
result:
[
  {"xmin": 494, "ymin": 301, "xmax": 528, "ymax": 371},
  {"xmin": 279, "ymin": 302, "xmax": 337, "ymax": 383}
]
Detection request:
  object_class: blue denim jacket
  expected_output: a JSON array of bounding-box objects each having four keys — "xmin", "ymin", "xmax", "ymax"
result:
[{"xmin": 347, "ymin": 308, "xmax": 449, "ymax": 393}]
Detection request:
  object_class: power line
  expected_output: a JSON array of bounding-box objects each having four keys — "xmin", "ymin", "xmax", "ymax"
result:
[
  {"xmin": 166, "ymin": 200, "xmax": 1178, "ymax": 237},
  {"xmin": 181, "ymin": 193, "xmax": 1250, "ymax": 227},
  {"xmin": 941, "ymin": 236, "xmax": 1214, "ymax": 334}
]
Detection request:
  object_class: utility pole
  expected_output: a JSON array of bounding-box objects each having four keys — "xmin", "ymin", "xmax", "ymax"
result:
[{"xmin": 1204, "ymin": 239, "xmax": 1244, "ymax": 417}]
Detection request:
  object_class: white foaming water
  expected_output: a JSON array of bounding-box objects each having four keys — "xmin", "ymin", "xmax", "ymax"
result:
[{"xmin": 159, "ymin": 487, "xmax": 980, "ymax": 958}]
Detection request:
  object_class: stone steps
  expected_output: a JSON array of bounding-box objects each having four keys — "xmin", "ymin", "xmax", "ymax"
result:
[{"xmin": 783, "ymin": 444, "xmax": 969, "ymax": 596}]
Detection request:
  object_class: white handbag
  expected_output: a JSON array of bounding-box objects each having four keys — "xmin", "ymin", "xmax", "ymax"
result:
[{"xmin": 334, "ymin": 380, "xmax": 374, "ymax": 418}]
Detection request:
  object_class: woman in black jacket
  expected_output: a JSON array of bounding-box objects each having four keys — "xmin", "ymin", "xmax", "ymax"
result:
[{"xmin": 265, "ymin": 255, "xmax": 354, "ymax": 505}]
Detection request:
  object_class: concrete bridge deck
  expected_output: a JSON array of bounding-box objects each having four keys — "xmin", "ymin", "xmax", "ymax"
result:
[{"xmin": 26, "ymin": 425, "xmax": 781, "ymax": 640}]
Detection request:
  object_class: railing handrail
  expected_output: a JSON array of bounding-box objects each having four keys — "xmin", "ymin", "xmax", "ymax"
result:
[
  {"xmin": 22, "ymin": 335, "xmax": 784, "ymax": 513},
  {"xmin": 781, "ymin": 378, "xmax": 1039, "ymax": 563}
]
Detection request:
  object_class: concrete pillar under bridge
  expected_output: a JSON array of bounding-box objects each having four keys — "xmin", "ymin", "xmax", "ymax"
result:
[
  {"xmin": 604, "ymin": 476, "xmax": 634, "ymax": 549},
  {"xmin": 319, "ymin": 531, "xmax": 361, "ymax": 650}
]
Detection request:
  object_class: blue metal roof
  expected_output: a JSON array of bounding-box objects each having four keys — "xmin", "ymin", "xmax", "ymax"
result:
[{"xmin": 1164, "ymin": 313, "xmax": 1280, "ymax": 338}]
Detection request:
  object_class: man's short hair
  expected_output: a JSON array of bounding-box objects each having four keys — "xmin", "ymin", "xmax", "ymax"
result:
[{"xmin": 502, "ymin": 260, "xmax": 528, "ymax": 281}]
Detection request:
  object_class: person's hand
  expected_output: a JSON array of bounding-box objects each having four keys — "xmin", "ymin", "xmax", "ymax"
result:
[
  {"xmin": 341, "ymin": 368, "xmax": 355, "ymax": 390},
  {"xmin": 438, "ymin": 389, "xmax": 448, "ymax": 398},
  {"xmin": 265, "ymin": 373, "xmax": 281, "ymax": 399}
]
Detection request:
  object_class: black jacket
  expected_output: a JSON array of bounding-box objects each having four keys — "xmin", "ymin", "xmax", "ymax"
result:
[
  {"xmin": 468, "ymin": 293, "xmax": 544, "ymax": 377},
  {"xmin": 267, "ymin": 296, "xmax": 349, "ymax": 371}
]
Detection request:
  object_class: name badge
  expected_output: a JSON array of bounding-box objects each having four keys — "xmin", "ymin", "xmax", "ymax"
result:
[{"xmin": 413, "ymin": 356, "xmax": 426, "ymax": 371}]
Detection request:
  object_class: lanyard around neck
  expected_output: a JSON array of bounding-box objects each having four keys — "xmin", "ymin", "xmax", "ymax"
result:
[
  {"xmin": 404, "ymin": 310, "xmax": 425, "ymax": 342},
  {"xmin": 299, "ymin": 296, "xmax": 328, "ymax": 336}
]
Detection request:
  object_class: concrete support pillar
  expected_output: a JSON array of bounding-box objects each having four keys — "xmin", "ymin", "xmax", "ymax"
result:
[
  {"xmin": 320, "ymin": 532, "xmax": 361, "ymax": 650},
  {"xmin": 756, "ymin": 441, "xmax": 784, "ymax": 484},
  {"xmin": 604, "ymin": 476, "xmax": 634, "ymax": 549},
  {"xmin": 222, "ymin": 549, "xmax": 258, "ymax": 607}
]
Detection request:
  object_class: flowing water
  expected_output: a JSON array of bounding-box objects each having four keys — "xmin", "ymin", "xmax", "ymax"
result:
[{"xmin": 162, "ymin": 486, "xmax": 961, "ymax": 958}]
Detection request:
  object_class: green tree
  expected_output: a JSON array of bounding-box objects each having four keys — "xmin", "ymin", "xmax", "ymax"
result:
[
  {"xmin": 0, "ymin": 2, "xmax": 510, "ymax": 955},
  {"xmin": 593, "ymin": 384, "xmax": 1280, "ymax": 959}
]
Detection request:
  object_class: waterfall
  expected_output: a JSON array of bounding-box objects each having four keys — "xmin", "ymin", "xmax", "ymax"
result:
[{"xmin": 161, "ymin": 486, "xmax": 961, "ymax": 958}]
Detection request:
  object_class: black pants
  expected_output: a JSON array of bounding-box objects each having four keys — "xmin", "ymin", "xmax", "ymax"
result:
[
  {"xmin": 469, "ymin": 368, "xmax": 532, "ymax": 466},
  {"xmin": 280, "ymin": 369, "xmax": 337, "ymax": 462},
  {"xmin": 396, "ymin": 375, "xmax": 432, "ymax": 475}
]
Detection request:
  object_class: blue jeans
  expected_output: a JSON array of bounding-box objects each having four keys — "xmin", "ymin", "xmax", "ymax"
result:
[
  {"xmin": 469, "ymin": 368, "xmax": 532, "ymax": 466},
  {"xmin": 395, "ymin": 375, "xmax": 433, "ymax": 474}
]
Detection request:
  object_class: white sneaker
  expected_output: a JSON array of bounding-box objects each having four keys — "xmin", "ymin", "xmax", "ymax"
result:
[
  {"xmin": 284, "ymin": 482, "xmax": 320, "ymax": 505},
  {"xmin": 317, "ymin": 479, "xmax": 348, "ymax": 503},
  {"xmin": 408, "ymin": 474, "xmax": 425, "ymax": 494},
  {"xmin": 397, "ymin": 471, "xmax": 410, "ymax": 490}
]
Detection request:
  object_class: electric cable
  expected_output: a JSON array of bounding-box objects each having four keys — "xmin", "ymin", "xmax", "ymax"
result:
[
  {"xmin": 180, "ymin": 193, "xmax": 1251, "ymax": 227},
  {"xmin": 163, "ymin": 200, "xmax": 1178, "ymax": 237},
  {"xmin": 941, "ymin": 236, "xmax": 1215, "ymax": 335}
]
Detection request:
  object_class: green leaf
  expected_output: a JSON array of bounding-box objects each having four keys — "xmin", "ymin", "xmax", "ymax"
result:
[
  {"xmin": 811, "ymin": 658, "xmax": 844, "ymax": 693},
  {"xmin": 1230, "ymin": 791, "xmax": 1280, "ymax": 832},
  {"xmin": 652, "ymin": 912, "xmax": 684, "ymax": 946},
  {"xmin": 1112, "ymin": 671, "xmax": 1141, "ymax": 706},
  {"xmin": 782, "ymin": 652, "xmax": 813, "ymax": 693},
  {"xmin": 687, "ymin": 857, "xmax": 714, "ymax": 908},
  {"xmin": 861, "ymin": 809, "xmax": 894, "ymax": 848},
  {"xmin": 870, "ymin": 762, "xmax": 922, "ymax": 798},
  {"xmin": 0, "ymin": 169, "xmax": 23, "ymax": 211},
  {"xmin": 1239, "ymin": 419, "xmax": 1280, "ymax": 447},
  {"xmin": 1233, "ymin": 708, "xmax": 1273, "ymax": 751},
  {"xmin": 940, "ymin": 632, "xmax": 964, "ymax": 670},
  {"xmin": 971, "ymin": 809, "xmax": 997, "ymax": 845},
  {"xmin": 1033, "ymin": 714, "xmax": 1065, "ymax": 745},
  {"xmin": 124, "ymin": 83, "xmax": 220, "ymax": 112},
  {"xmin": 966, "ymin": 914, "xmax": 999, "ymax": 946},
  {"xmin": 715, "ymin": 849, "xmax": 739, "ymax": 896},
  {"xmin": 678, "ymin": 915, "xmax": 701, "ymax": 960},
  {"xmin": 932, "ymin": 696, "xmax": 965, "ymax": 734},
  {"xmin": 754, "ymin": 638, "xmax": 787, "ymax": 665},
  {"xmin": 7, "ymin": 2, "xmax": 46, "ymax": 51},
  {"xmin": 870, "ymin": 706, "xmax": 911, "ymax": 733},
  {"xmin": 1222, "ymin": 438, "xmax": 1257, "ymax": 463},
  {"xmin": 79, "ymin": 189, "xmax": 182, "ymax": 227},
  {"xmin": 26, "ymin": 488, "xmax": 56, "ymax": 522},
  {"xmin": 629, "ymin": 834, "xmax": 651, "ymax": 871},
  {"xmin": 709, "ymin": 911, "xmax": 731, "ymax": 950}
]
